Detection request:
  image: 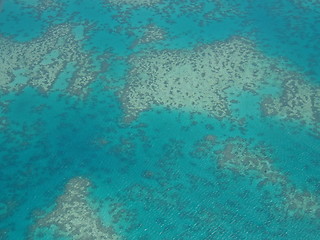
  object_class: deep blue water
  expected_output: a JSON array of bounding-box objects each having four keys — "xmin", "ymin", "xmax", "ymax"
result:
[{"xmin": 0, "ymin": 0, "xmax": 320, "ymax": 239}]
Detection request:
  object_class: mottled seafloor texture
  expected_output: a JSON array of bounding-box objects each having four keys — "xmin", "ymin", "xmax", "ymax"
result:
[{"xmin": 0, "ymin": 0, "xmax": 320, "ymax": 239}]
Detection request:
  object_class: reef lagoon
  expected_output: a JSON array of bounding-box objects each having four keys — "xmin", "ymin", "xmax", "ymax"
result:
[{"xmin": 0, "ymin": 0, "xmax": 320, "ymax": 239}]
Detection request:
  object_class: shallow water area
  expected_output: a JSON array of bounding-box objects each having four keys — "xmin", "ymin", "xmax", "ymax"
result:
[{"xmin": 0, "ymin": 0, "xmax": 320, "ymax": 239}]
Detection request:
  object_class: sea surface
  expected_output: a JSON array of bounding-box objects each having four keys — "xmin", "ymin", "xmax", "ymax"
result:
[{"xmin": 0, "ymin": 0, "xmax": 320, "ymax": 239}]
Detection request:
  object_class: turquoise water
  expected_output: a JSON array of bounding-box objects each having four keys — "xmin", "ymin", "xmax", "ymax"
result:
[{"xmin": 0, "ymin": 0, "xmax": 320, "ymax": 239}]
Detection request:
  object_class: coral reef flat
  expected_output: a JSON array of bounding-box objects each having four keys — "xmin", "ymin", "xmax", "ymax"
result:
[
  {"xmin": 120, "ymin": 37, "xmax": 278, "ymax": 122},
  {"xmin": 0, "ymin": 23, "xmax": 101, "ymax": 95}
]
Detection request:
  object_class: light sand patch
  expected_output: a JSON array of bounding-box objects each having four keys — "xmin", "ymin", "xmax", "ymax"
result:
[
  {"xmin": 30, "ymin": 177, "xmax": 119, "ymax": 240},
  {"xmin": 120, "ymin": 37, "xmax": 278, "ymax": 123},
  {"xmin": 0, "ymin": 23, "xmax": 98, "ymax": 95}
]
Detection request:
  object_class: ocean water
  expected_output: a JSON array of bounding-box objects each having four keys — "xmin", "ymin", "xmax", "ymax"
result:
[{"xmin": 0, "ymin": 0, "xmax": 320, "ymax": 239}]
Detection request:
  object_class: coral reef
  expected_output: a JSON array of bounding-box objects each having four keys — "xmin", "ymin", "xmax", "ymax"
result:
[
  {"xmin": 0, "ymin": 23, "xmax": 98, "ymax": 95},
  {"xmin": 283, "ymin": 187, "xmax": 320, "ymax": 219},
  {"xmin": 120, "ymin": 37, "xmax": 277, "ymax": 122},
  {"xmin": 215, "ymin": 137, "xmax": 320, "ymax": 220},
  {"xmin": 120, "ymin": 33, "xmax": 319, "ymax": 138},
  {"xmin": 30, "ymin": 177, "xmax": 118, "ymax": 240},
  {"xmin": 292, "ymin": 0, "xmax": 320, "ymax": 11},
  {"xmin": 12, "ymin": 0, "xmax": 64, "ymax": 12},
  {"xmin": 216, "ymin": 138, "xmax": 286, "ymax": 184},
  {"xmin": 138, "ymin": 24, "xmax": 166, "ymax": 44},
  {"xmin": 190, "ymin": 134, "xmax": 217, "ymax": 159},
  {"xmin": 105, "ymin": 0, "xmax": 161, "ymax": 7},
  {"xmin": 262, "ymin": 72, "xmax": 320, "ymax": 137}
]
